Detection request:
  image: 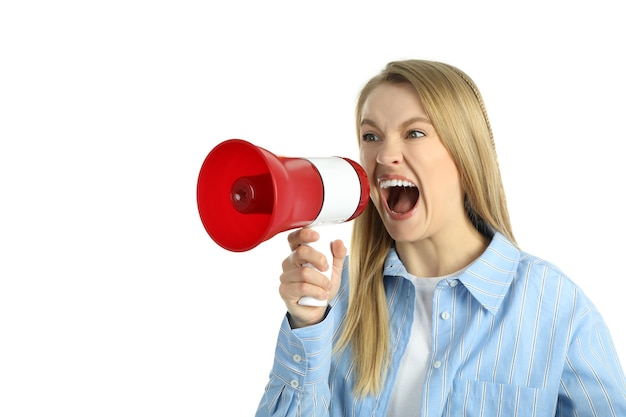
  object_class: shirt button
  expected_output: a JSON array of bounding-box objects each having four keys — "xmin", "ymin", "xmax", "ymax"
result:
[
  {"xmin": 290, "ymin": 380, "xmax": 299, "ymax": 388},
  {"xmin": 441, "ymin": 312, "xmax": 450, "ymax": 320},
  {"xmin": 292, "ymin": 354, "xmax": 302, "ymax": 363},
  {"xmin": 433, "ymin": 361, "xmax": 442, "ymax": 369},
  {"xmin": 448, "ymin": 279, "xmax": 458, "ymax": 287}
]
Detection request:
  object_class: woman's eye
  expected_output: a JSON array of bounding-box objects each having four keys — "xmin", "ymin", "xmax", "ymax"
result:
[
  {"xmin": 362, "ymin": 133, "xmax": 379, "ymax": 142},
  {"xmin": 407, "ymin": 130, "xmax": 425, "ymax": 139}
]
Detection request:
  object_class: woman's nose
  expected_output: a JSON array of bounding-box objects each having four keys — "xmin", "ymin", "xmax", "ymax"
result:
[{"xmin": 376, "ymin": 140, "xmax": 403, "ymax": 165}]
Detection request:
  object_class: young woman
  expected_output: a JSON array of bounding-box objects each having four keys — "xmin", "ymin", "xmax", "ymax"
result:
[{"xmin": 254, "ymin": 60, "xmax": 626, "ymax": 416}]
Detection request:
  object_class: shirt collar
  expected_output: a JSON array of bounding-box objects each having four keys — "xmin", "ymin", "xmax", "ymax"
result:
[{"xmin": 383, "ymin": 232, "xmax": 520, "ymax": 315}]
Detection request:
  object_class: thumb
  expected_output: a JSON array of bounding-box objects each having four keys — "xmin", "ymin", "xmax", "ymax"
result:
[{"xmin": 328, "ymin": 239, "xmax": 347, "ymax": 299}]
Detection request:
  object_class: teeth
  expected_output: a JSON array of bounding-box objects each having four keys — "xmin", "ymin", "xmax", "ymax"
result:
[{"xmin": 379, "ymin": 179, "xmax": 416, "ymax": 188}]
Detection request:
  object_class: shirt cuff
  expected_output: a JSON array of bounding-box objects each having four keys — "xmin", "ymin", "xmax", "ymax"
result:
[{"xmin": 270, "ymin": 309, "xmax": 335, "ymax": 391}]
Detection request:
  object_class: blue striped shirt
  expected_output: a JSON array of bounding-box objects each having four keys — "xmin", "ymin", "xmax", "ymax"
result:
[{"xmin": 255, "ymin": 233, "xmax": 626, "ymax": 416}]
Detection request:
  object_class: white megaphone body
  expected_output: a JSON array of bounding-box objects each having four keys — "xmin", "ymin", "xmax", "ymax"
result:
[{"xmin": 196, "ymin": 139, "xmax": 370, "ymax": 306}]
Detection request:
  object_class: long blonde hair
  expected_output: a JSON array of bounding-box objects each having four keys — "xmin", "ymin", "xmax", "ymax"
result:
[{"xmin": 335, "ymin": 59, "xmax": 516, "ymax": 396}]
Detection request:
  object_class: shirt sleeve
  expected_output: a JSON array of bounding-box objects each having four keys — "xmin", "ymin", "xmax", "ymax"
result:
[
  {"xmin": 557, "ymin": 305, "xmax": 626, "ymax": 416},
  {"xmin": 255, "ymin": 309, "xmax": 335, "ymax": 417}
]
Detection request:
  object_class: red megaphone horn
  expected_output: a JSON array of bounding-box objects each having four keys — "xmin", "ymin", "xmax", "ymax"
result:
[{"xmin": 196, "ymin": 139, "xmax": 370, "ymax": 253}]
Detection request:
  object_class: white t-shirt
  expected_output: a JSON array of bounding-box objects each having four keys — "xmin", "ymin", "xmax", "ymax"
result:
[{"xmin": 386, "ymin": 270, "xmax": 460, "ymax": 417}]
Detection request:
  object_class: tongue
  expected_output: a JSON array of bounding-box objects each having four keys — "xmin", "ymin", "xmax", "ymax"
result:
[{"xmin": 388, "ymin": 187, "xmax": 418, "ymax": 214}]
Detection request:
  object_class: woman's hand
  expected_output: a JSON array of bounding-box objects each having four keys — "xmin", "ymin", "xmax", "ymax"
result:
[{"xmin": 279, "ymin": 227, "xmax": 347, "ymax": 328}]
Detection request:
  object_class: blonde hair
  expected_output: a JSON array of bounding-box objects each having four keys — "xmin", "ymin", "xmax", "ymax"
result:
[{"xmin": 335, "ymin": 59, "xmax": 516, "ymax": 396}]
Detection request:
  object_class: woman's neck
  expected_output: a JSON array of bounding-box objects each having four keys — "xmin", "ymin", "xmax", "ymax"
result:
[{"xmin": 395, "ymin": 221, "xmax": 490, "ymax": 278}]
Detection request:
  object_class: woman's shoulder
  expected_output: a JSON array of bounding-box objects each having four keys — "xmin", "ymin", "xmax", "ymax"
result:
[{"xmin": 516, "ymin": 248, "xmax": 600, "ymax": 313}]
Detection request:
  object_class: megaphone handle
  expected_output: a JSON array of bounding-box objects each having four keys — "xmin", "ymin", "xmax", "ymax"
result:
[
  {"xmin": 298, "ymin": 295, "xmax": 328, "ymax": 307},
  {"xmin": 297, "ymin": 228, "xmax": 332, "ymax": 307}
]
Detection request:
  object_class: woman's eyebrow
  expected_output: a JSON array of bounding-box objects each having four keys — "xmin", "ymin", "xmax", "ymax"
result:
[
  {"xmin": 400, "ymin": 116, "xmax": 431, "ymax": 129},
  {"xmin": 360, "ymin": 116, "xmax": 431, "ymax": 129},
  {"xmin": 360, "ymin": 118, "xmax": 378, "ymax": 128}
]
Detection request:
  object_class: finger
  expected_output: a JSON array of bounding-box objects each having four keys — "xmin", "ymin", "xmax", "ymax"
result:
[
  {"xmin": 330, "ymin": 239, "xmax": 347, "ymax": 265},
  {"xmin": 283, "ymin": 242, "xmax": 328, "ymax": 272},
  {"xmin": 281, "ymin": 281, "xmax": 330, "ymax": 306},
  {"xmin": 328, "ymin": 239, "xmax": 347, "ymax": 298},
  {"xmin": 279, "ymin": 267, "xmax": 331, "ymax": 303},
  {"xmin": 286, "ymin": 227, "xmax": 320, "ymax": 251}
]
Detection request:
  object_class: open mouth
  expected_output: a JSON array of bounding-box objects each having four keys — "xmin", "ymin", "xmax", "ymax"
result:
[{"xmin": 379, "ymin": 179, "xmax": 419, "ymax": 214}]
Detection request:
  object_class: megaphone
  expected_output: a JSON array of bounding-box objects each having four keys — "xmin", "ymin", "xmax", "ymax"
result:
[{"xmin": 196, "ymin": 139, "xmax": 370, "ymax": 306}]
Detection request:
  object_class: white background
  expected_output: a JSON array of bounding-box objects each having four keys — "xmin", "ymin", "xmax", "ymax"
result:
[{"xmin": 1, "ymin": 1, "xmax": 624, "ymax": 415}]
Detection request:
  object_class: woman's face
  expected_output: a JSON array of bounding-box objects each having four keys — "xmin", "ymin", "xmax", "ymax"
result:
[{"xmin": 358, "ymin": 82, "xmax": 466, "ymax": 244}]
